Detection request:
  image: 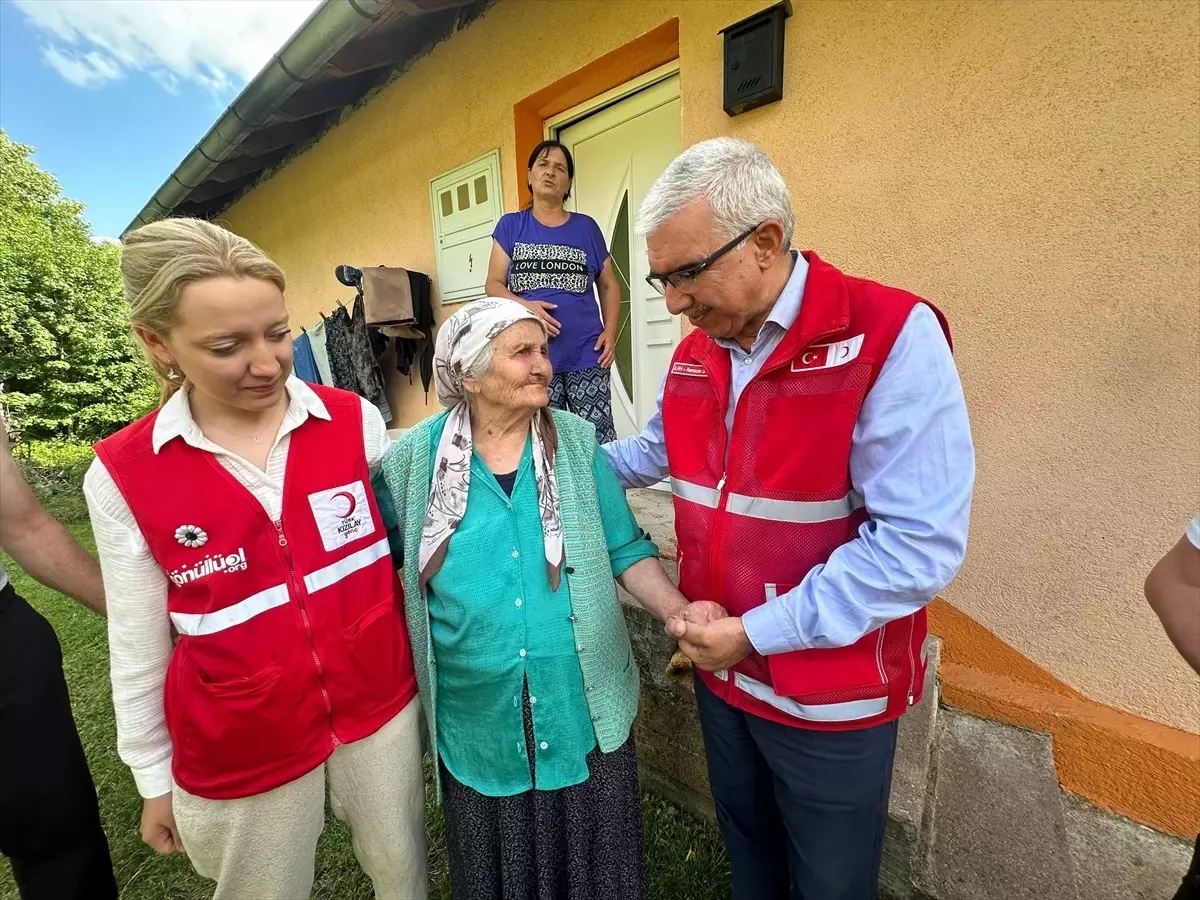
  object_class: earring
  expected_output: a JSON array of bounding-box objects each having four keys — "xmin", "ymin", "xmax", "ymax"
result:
[{"xmin": 167, "ymin": 365, "xmax": 181, "ymax": 381}]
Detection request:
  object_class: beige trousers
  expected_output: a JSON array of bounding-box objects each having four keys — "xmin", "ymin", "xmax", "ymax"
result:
[{"xmin": 173, "ymin": 696, "xmax": 427, "ymax": 900}]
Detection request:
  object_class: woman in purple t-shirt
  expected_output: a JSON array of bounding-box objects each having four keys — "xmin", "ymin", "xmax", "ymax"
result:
[{"xmin": 485, "ymin": 140, "xmax": 622, "ymax": 443}]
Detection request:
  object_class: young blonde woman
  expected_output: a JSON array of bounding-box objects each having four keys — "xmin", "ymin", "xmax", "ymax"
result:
[{"xmin": 83, "ymin": 218, "xmax": 427, "ymax": 900}]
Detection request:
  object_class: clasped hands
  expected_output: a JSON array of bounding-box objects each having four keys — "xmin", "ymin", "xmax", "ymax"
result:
[{"xmin": 665, "ymin": 600, "xmax": 752, "ymax": 672}]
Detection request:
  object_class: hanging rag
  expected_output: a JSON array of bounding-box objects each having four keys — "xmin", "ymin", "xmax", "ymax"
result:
[
  {"xmin": 324, "ymin": 304, "xmax": 359, "ymax": 393},
  {"xmin": 292, "ymin": 331, "xmax": 322, "ymax": 385},
  {"xmin": 361, "ymin": 266, "xmax": 416, "ymax": 329},
  {"xmin": 350, "ymin": 294, "xmax": 392, "ymax": 423},
  {"xmin": 309, "ymin": 317, "xmax": 334, "ymax": 386},
  {"xmin": 393, "ymin": 270, "xmax": 435, "ymax": 398}
]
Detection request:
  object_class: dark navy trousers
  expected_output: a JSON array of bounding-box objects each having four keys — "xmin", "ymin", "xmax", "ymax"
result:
[
  {"xmin": 694, "ymin": 674, "xmax": 899, "ymax": 900},
  {"xmin": 0, "ymin": 584, "xmax": 116, "ymax": 900}
]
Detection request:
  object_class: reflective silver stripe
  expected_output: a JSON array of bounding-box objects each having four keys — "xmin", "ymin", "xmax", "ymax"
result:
[
  {"xmin": 671, "ymin": 478, "xmax": 720, "ymax": 509},
  {"xmin": 732, "ymin": 672, "xmax": 888, "ymax": 723},
  {"xmin": 726, "ymin": 490, "xmax": 864, "ymax": 524},
  {"xmin": 304, "ymin": 536, "xmax": 390, "ymax": 594},
  {"xmin": 170, "ymin": 584, "xmax": 289, "ymax": 637}
]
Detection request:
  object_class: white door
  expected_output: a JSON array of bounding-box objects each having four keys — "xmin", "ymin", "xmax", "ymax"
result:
[{"xmin": 557, "ymin": 74, "xmax": 681, "ymax": 449}]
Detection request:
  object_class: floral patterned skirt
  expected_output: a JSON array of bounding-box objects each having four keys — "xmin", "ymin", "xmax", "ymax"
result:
[{"xmin": 439, "ymin": 684, "xmax": 646, "ymax": 900}]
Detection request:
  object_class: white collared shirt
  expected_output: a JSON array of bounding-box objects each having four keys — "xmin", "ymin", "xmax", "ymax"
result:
[{"xmin": 83, "ymin": 377, "xmax": 389, "ymax": 798}]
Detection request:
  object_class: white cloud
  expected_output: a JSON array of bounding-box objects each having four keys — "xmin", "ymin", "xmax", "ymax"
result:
[
  {"xmin": 42, "ymin": 45, "xmax": 123, "ymax": 88},
  {"xmin": 14, "ymin": 0, "xmax": 322, "ymax": 93}
]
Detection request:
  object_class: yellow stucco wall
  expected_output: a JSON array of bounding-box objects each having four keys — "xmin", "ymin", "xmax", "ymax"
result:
[{"xmin": 223, "ymin": 0, "xmax": 1200, "ymax": 732}]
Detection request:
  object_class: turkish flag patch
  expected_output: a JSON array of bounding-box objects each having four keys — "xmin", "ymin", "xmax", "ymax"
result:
[{"xmin": 790, "ymin": 334, "xmax": 865, "ymax": 372}]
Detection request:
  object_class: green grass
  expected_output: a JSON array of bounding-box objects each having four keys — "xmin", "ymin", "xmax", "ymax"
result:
[{"xmin": 1, "ymin": 500, "xmax": 730, "ymax": 899}]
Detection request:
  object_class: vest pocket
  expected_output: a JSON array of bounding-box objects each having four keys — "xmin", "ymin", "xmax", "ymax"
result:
[
  {"xmin": 768, "ymin": 630, "xmax": 888, "ymax": 699},
  {"xmin": 760, "ymin": 583, "xmax": 887, "ymax": 699},
  {"xmin": 199, "ymin": 662, "xmax": 283, "ymax": 698},
  {"xmin": 342, "ymin": 598, "xmax": 394, "ymax": 641},
  {"xmin": 664, "ymin": 396, "xmax": 720, "ymax": 478},
  {"xmin": 339, "ymin": 599, "xmax": 408, "ymax": 717},
  {"xmin": 170, "ymin": 648, "xmax": 293, "ymax": 776},
  {"xmin": 754, "ymin": 391, "xmax": 858, "ymax": 493}
]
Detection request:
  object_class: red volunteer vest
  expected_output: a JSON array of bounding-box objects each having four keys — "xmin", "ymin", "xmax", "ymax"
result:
[
  {"xmin": 663, "ymin": 252, "xmax": 951, "ymax": 731},
  {"xmin": 95, "ymin": 385, "xmax": 417, "ymax": 799}
]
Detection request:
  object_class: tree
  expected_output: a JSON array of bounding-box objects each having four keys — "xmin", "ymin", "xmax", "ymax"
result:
[{"xmin": 0, "ymin": 130, "xmax": 157, "ymax": 442}]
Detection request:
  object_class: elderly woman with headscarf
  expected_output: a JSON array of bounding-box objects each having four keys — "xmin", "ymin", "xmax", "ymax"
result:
[{"xmin": 379, "ymin": 298, "xmax": 709, "ymax": 900}]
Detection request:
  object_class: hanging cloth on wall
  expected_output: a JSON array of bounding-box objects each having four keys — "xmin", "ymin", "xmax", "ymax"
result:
[
  {"xmin": 323, "ymin": 300, "xmax": 393, "ymax": 424},
  {"xmin": 292, "ymin": 330, "xmax": 322, "ymax": 385},
  {"xmin": 393, "ymin": 271, "xmax": 435, "ymax": 398},
  {"xmin": 333, "ymin": 263, "xmax": 436, "ymax": 403},
  {"xmin": 350, "ymin": 294, "xmax": 393, "ymax": 424},
  {"xmin": 361, "ymin": 266, "xmax": 416, "ymax": 330},
  {"xmin": 308, "ymin": 317, "xmax": 334, "ymax": 386},
  {"xmin": 323, "ymin": 303, "xmax": 359, "ymax": 393}
]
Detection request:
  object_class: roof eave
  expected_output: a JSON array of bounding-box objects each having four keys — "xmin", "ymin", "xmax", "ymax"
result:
[{"xmin": 123, "ymin": 0, "xmax": 391, "ymax": 236}]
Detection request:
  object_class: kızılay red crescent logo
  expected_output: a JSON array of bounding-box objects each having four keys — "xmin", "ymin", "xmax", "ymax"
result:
[{"xmin": 331, "ymin": 490, "xmax": 357, "ymax": 519}]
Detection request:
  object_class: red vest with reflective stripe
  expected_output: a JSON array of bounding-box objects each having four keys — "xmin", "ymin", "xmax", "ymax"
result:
[
  {"xmin": 94, "ymin": 386, "xmax": 417, "ymax": 799},
  {"xmin": 663, "ymin": 252, "xmax": 950, "ymax": 731}
]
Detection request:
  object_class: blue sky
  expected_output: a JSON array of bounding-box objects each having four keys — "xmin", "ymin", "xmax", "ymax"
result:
[{"xmin": 0, "ymin": 0, "xmax": 319, "ymax": 239}]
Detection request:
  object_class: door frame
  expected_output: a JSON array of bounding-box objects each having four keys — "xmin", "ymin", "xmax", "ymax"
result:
[
  {"xmin": 549, "ymin": 69, "xmax": 681, "ymax": 439},
  {"xmin": 542, "ymin": 60, "xmax": 681, "ymax": 138}
]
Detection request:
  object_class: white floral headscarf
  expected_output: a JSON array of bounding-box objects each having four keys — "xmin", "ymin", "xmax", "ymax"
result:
[{"xmin": 419, "ymin": 298, "xmax": 564, "ymax": 591}]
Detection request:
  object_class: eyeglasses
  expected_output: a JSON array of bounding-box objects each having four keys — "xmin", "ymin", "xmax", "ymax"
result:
[{"xmin": 644, "ymin": 222, "xmax": 763, "ymax": 294}]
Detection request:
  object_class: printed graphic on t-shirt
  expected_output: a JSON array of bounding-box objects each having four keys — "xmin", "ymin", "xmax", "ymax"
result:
[
  {"xmin": 308, "ymin": 480, "xmax": 376, "ymax": 552},
  {"xmin": 509, "ymin": 242, "xmax": 589, "ymax": 294}
]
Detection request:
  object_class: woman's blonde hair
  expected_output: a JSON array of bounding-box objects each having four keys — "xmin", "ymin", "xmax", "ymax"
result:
[{"xmin": 120, "ymin": 218, "xmax": 286, "ymax": 404}]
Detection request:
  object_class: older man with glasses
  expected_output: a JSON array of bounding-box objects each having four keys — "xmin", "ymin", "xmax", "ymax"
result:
[{"xmin": 604, "ymin": 137, "xmax": 975, "ymax": 900}]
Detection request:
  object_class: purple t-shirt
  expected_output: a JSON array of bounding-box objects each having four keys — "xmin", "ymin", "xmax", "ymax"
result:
[{"xmin": 493, "ymin": 209, "xmax": 610, "ymax": 373}]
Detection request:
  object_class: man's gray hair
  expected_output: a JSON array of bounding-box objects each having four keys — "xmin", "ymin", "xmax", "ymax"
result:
[{"xmin": 635, "ymin": 137, "xmax": 794, "ymax": 247}]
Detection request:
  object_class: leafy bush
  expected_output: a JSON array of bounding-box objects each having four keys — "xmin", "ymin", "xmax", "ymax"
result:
[
  {"xmin": 0, "ymin": 130, "xmax": 158, "ymax": 441},
  {"xmin": 22, "ymin": 438, "xmax": 95, "ymax": 469},
  {"xmin": 12, "ymin": 439, "xmax": 93, "ymax": 524}
]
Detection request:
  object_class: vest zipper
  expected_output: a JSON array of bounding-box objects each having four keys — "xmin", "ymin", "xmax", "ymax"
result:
[
  {"xmin": 705, "ymin": 324, "xmax": 847, "ymax": 690},
  {"xmin": 273, "ymin": 518, "xmax": 340, "ymax": 748}
]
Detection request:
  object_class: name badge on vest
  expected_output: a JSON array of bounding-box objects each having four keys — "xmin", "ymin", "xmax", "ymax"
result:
[
  {"xmin": 790, "ymin": 334, "xmax": 865, "ymax": 372},
  {"xmin": 308, "ymin": 481, "xmax": 376, "ymax": 552},
  {"xmin": 670, "ymin": 362, "xmax": 707, "ymax": 378}
]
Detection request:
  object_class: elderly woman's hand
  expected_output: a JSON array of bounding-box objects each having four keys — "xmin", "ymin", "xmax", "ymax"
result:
[
  {"xmin": 673, "ymin": 600, "xmax": 728, "ymax": 627},
  {"xmin": 664, "ymin": 601, "xmax": 729, "ymax": 682}
]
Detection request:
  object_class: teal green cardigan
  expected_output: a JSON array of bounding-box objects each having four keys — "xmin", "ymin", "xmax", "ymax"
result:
[{"xmin": 380, "ymin": 409, "xmax": 641, "ymax": 780}]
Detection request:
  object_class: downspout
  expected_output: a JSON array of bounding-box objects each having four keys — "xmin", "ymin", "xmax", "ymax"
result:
[{"xmin": 123, "ymin": 0, "xmax": 390, "ymax": 235}]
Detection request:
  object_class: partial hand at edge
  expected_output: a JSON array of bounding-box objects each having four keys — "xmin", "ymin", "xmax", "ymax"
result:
[
  {"xmin": 594, "ymin": 330, "xmax": 616, "ymax": 368},
  {"xmin": 141, "ymin": 793, "xmax": 182, "ymax": 855}
]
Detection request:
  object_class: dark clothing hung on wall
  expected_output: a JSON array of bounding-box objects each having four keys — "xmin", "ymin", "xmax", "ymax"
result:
[
  {"xmin": 393, "ymin": 271, "xmax": 434, "ymax": 397},
  {"xmin": 329, "ymin": 263, "xmax": 435, "ymax": 406},
  {"xmin": 324, "ymin": 302, "xmax": 391, "ymax": 423},
  {"xmin": 323, "ymin": 305, "xmax": 358, "ymax": 393},
  {"xmin": 350, "ymin": 295, "xmax": 392, "ymax": 422}
]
